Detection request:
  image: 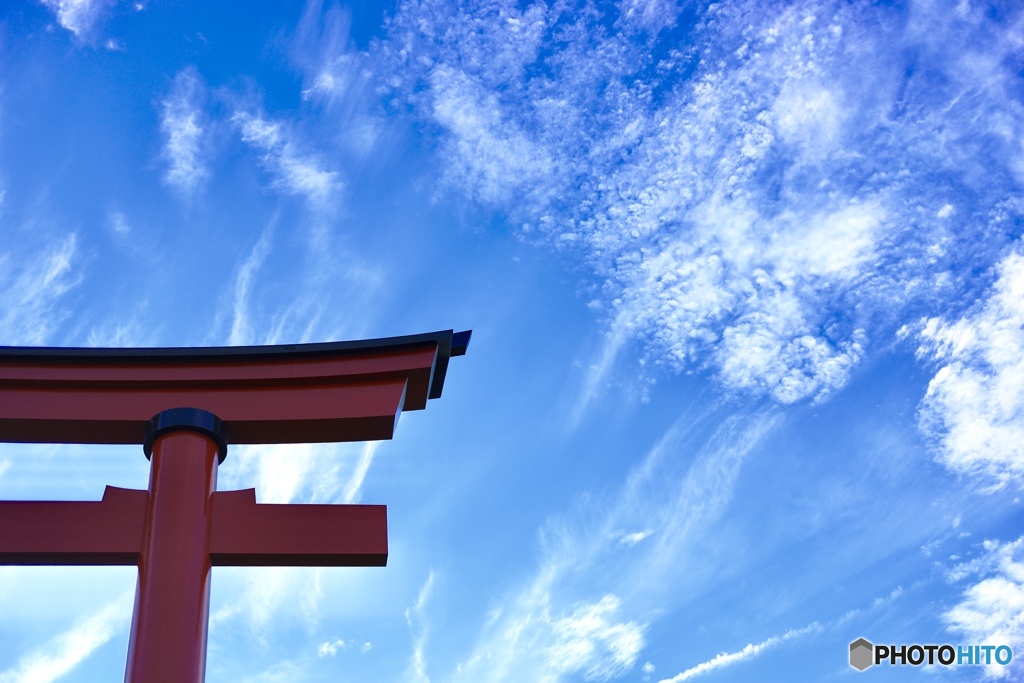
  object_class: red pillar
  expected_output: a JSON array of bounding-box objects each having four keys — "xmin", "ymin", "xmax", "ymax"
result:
[{"xmin": 124, "ymin": 422, "xmax": 222, "ymax": 683}]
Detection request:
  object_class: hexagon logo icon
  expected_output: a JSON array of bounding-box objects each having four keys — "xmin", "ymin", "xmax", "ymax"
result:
[{"xmin": 850, "ymin": 638, "xmax": 874, "ymax": 671}]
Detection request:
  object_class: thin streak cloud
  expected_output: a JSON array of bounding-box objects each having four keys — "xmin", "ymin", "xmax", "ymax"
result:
[
  {"xmin": 228, "ymin": 226, "xmax": 274, "ymax": 347},
  {"xmin": 658, "ymin": 623, "xmax": 822, "ymax": 683},
  {"xmin": 406, "ymin": 570, "xmax": 436, "ymax": 683},
  {"xmin": 0, "ymin": 592, "xmax": 132, "ymax": 683}
]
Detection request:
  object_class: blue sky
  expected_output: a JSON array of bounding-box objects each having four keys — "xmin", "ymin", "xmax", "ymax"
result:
[{"xmin": 0, "ymin": 0, "xmax": 1022, "ymax": 681}]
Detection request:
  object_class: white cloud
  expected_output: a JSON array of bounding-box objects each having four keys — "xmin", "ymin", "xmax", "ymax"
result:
[
  {"xmin": 107, "ymin": 210, "xmax": 130, "ymax": 236},
  {"xmin": 294, "ymin": 6, "xmax": 370, "ymax": 105},
  {"xmin": 428, "ymin": 66, "xmax": 557, "ymax": 206},
  {"xmin": 316, "ymin": 637, "xmax": 373, "ymax": 657},
  {"xmin": 453, "ymin": 583, "xmax": 647, "ymax": 683},
  {"xmin": 286, "ymin": 2, "xmax": 393, "ymax": 165},
  {"xmin": 772, "ymin": 82, "xmax": 845, "ymax": 156},
  {"xmin": 617, "ymin": 0, "xmax": 683, "ymax": 34},
  {"xmin": 39, "ymin": 0, "xmax": 107, "ymax": 37},
  {"xmin": 406, "ymin": 571, "xmax": 436, "ymax": 683},
  {"xmin": 224, "ymin": 441, "xmax": 360, "ymax": 508},
  {"xmin": 658, "ymin": 623, "xmax": 821, "ymax": 683},
  {"xmin": 945, "ymin": 536, "xmax": 1024, "ymax": 679},
  {"xmin": 0, "ymin": 235, "xmax": 80, "ymax": 345},
  {"xmin": 159, "ymin": 68, "xmax": 209, "ymax": 193},
  {"xmin": 767, "ymin": 202, "xmax": 883, "ymax": 283},
  {"xmin": 342, "ymin": 441, "xmax": 381, "ymax": 504},
  {"xmin": 233, "ymin": 112, "xmax": 341, "ymax": 209},
  {"xmin": 617, "ymin": 530, "xmax": 652, "ymax": 546},
  {"xmin": 570, "ymin": 324, "xmax": 628, "ymax": 426},
  {"xmin": 0, "ymin": 592, "xmax": 132, "ymax": 683},
  {"xmin": 913, "ymin": 249, "xmax": 1024, "ymax": 489},
  {"xmin": 382, "ymin": 0, "xmax": 1024, "ymax": 407},
  {"xmin": 228, "ymin": 226, "xmax": 274, "ymax": 347},
  {"xmin": 545, "ymin": 595, "xmax": 645, "ymax": 682},
  {"xmin": 85, "ymin": 316, "xmax": 152, "ymax": 348}
]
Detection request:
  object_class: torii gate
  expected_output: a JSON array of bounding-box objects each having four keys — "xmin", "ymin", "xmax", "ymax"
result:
[{"xmin": 0, "ymin": 329, "xmax": 470, "ymax": 682}]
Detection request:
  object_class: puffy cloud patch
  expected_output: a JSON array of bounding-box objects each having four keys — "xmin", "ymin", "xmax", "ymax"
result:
[
  {"xmin": 317, "ymin": 638, "xmax": 372, "ymax": 657},
  {"xmin": 39, "ymin": 0, "xmax": 108, "ymax": 37},
  {"xmin": 912, "ymin": 249, "xmax": 1024, "ymax": 490},
  {"xmin": 945, "ymin": 537, "xmax": 1024, "ymax": 679}
]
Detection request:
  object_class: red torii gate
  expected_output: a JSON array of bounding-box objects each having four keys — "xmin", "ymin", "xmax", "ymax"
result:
[{"xmin": 0, "ymin": 329, "xmax": 470, "ymax": 682}]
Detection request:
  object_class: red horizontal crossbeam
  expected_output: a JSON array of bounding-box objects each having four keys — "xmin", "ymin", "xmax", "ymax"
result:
[
  {"xmin": 210, "ymin": 489, "xmax": 387, "ymax": 566},
  {"xmin": 0, "ymin": 486, "xmax": 147, "ymax": 565},
  {"xmin": 0, "ymin": 485, "xmax": 388, "ymax": 567}
]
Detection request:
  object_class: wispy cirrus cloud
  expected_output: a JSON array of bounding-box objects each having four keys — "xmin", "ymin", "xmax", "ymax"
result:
[
  {"xmin": 380, "ymin": 0, "xmax": 1024, "ymax": 406},
  {"xmin": 909, "ymin": 248, "xmax": 1024, "ymax": 490},
  {"xmin": 448, "ymin": 412, "xmax": 776, "ymax": 682},
  {"xmin": 291, "ymin": 2, "xmax": 384, "ymax": 159},
  {"xmin": 227, "ymin": 224, "xmax": 274, "ymax": 347},
  {"xmin": 233, "ymin": 112, "xmax": 341, "ymax": 211},
  {"xmin": 405, "ymin": 571, "xmax": 435, "ymax": 683},
  {"xmin": 544, "ymin": 594, "xmax": 645, "ymax": 682},
  {"xmin": 945, "ymin": 536, "xmax": 1024, "ymax": 680},
  {"xmin": 0, "ymin": 235, "xmax": 80, "ymax": 345},
  {"xmin": 0, "ymin": 591, "xmax": 131, "ymax": 683},
  {"xmin": 159, "ymin": 67, "xmax": 209, "ymax": 194}
]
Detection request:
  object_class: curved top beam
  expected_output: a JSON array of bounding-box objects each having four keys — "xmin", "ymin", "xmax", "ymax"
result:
[{"xmin": 0, "ymin": 329, "xmax": 471, "ymax": 447}]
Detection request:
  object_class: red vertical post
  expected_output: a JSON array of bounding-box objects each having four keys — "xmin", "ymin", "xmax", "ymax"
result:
[{"xmin": 124, "ymin": 409, "xmax": 227, "ymax": 683}]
